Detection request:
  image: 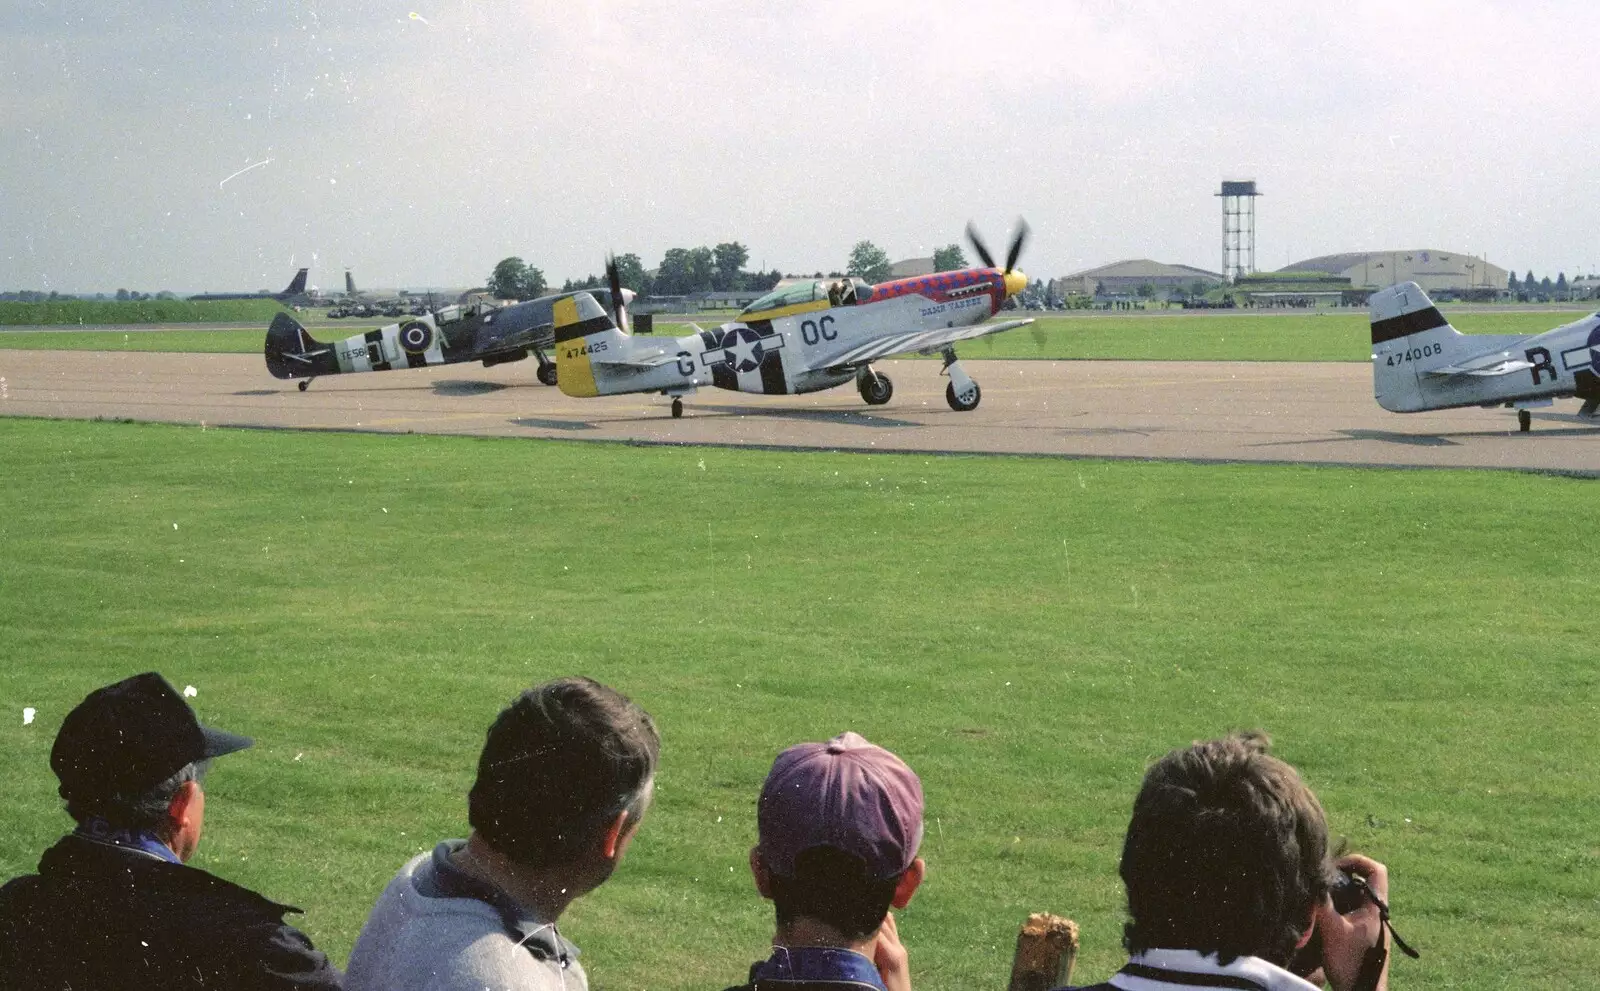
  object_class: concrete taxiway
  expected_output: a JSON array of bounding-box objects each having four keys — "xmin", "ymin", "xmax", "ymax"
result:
[{"xmin": 2, "ymin": 350, "xmax": 1598, "ymax": 473}]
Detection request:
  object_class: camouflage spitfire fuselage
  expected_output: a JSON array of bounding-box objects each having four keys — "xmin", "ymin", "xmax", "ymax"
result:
[
  {"xmin": 265, "ymin": 289, "xmax": 629, "ymax": 389},
  {"xmin": 554, "ymin": 266, "xmax": 1032, "ymax": 415},
  {"xmin": 1371, "ymin": 280, "xmax": 1600, "ymax": 431}
]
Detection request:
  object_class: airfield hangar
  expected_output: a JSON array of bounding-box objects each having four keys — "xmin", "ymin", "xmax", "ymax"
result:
[
  {"xmin": 1055, "ymin": 259, "xmax": 1227, "ymax": 296},
  {"xmin": 1278, "ymin": 250, "xmax": 1508, "ymax": 293}
]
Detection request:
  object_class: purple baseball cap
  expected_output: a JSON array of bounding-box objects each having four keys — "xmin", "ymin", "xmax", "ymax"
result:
[{"xmin": 757, "ymin": 731, "xmax": 924, "ymax": 880}]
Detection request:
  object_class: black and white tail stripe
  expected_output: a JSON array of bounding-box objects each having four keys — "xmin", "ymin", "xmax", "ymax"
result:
[{"xmin": 1371, "ymin": 305, "xmax": 1448, "ymax": 345}]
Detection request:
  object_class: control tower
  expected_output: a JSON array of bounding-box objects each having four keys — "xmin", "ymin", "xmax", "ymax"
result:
[{"xmin": 1217, "ymin": 180, "xmax": 1261, "ymax": 283}]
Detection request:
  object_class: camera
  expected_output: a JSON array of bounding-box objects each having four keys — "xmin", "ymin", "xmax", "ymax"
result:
[
  {"xmin": 1328, "ymin": 869, "xmax": 1371, "ymax": 915},
  {"xmin": 1288, "ymin": 870, "xmax": 1373, "ymax": 977}
]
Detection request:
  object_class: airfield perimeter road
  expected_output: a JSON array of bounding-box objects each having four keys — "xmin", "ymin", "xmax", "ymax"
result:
[{"xmin": 3, "ymin": 349, "xmax": 1599, "ymax": 474}]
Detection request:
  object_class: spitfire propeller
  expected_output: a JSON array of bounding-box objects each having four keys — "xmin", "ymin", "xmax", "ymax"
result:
[{"xmin": 966, "ymin": 219, "xmax": 1030, "ymax": 300}]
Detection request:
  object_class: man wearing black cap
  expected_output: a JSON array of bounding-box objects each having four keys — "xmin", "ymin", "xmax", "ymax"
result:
[{"xmin": 0, "ymin": 672, "xmax": 343, "ymax": 990}]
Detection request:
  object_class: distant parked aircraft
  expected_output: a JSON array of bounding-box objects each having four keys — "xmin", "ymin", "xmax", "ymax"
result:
[
  {"xmin": 328, "ymin": 270, "xmax": 416, "ymax": 318},
  {"xmin": 190, "ymin": 268, "xmax": 314, "ymax": 305},
  {"xmin": 1372, "ymin": 280, "xmax": 1600, "ymax": 431}
]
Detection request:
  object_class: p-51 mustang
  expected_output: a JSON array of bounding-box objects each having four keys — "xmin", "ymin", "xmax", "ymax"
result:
[
  {"xmin": 556, "ymin": 224, "xmax": 1035, "ymax": 417},
  {"xmin": 1372, "ymin": 281, "xmax": 1600, "ymax": 431},
  {"xmin": 265, "ymin": 286, "xmax": 633, "ymax": 390}
]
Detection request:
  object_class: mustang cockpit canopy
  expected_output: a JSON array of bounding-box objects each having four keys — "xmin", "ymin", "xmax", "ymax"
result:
[{"xmin": 741, "ymin": 278, "xmax": 872, "ymax": 316}]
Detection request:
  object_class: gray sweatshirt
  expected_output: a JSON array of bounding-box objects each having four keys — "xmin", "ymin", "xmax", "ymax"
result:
[{"xmin": 345, "ymin": 841, "xmax": 587, "ymax": 991}]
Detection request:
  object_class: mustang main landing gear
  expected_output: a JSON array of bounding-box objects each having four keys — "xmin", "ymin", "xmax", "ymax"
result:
[
  {"xmin": 941, "ymin": 347, "xmax": 980, "ymax": 411},
  {"xmin": 535, "ymin": 355, "xmax": 558, "ymax": 387},
  {"xmin": 856, "ymin": 367, "xmax": 893, "ymax": 405},
  {"xmin": 1518, "ymin": 408, "xmax": 1531, "ymax": 432},
  {"xmin": 671, "ymin": 398, "xmax": 684, "ymax": 418}
]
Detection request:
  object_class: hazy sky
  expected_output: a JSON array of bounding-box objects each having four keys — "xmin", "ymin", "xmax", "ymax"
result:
[{"xmin": 3, "ymin": 0, "xmax": 1597, "ymax": 293}]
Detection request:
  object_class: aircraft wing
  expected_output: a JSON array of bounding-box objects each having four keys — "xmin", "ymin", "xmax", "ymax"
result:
[
  {"xmin": 1423, "ymin": 349, "xmax": 1535, "ymax": 377},
  {"xmin": 811, "ymin": 318, "xmax": 1034, "ymax": 369}
]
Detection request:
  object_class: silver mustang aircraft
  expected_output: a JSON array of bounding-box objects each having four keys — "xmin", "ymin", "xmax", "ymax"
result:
[
  {"xmin": 556, "ymin": 224, "xmax": 1035, "ymax": 417},
  {"xmin": 1372, "ymin": 281, "xmax": 1600, "ymax": 432}
]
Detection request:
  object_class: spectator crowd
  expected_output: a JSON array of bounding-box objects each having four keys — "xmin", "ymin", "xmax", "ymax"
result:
[{"xmin": 0, "ymin": 673, "xmax": 1397, "ymax": 991}]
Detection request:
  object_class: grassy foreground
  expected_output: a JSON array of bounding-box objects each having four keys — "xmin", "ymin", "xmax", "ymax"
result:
[
  {"xmin": 0, "ymin": 310, "xmax": 1572, "ymax": 362},
  {"xmin": 0, "ymin": 419, "xmax": 1594, "ymax": 990}
]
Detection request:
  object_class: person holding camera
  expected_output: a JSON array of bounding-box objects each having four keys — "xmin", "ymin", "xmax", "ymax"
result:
[{"xmin": 1062, "ymin": 732, "xmax": 1395, "ymax": 991}]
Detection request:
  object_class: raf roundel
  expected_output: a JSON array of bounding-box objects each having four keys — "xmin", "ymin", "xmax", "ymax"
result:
[{"xmin": 399, "ymin": 321, "xmax": 434, "ymax": 355}]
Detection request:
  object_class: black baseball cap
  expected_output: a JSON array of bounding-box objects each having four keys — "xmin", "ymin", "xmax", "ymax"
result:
[{"xmin": 51, "ymin": 672, "xmax": 253, "ymax": 803}]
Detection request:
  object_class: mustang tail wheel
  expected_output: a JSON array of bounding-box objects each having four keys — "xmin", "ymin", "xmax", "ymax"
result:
[
  {"xmin": 858, "ymin": 371, "xmax": 893, "ymax": 405},
  {"xmin": 945, "ymin": 380, "xmax": 981, "ymax": 412}
]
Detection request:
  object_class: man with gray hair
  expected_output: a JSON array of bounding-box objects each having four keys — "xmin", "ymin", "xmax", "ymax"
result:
[
  {"xmin": 0, "ymin": 672, "xmax": 342, "ymax": 990},
  {"xmin": 346, "ymin": 676, "xmax": 660, "ymax": 991}
]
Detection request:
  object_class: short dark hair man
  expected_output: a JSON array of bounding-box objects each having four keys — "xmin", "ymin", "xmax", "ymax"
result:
[
  {"xmin": 1066, "ymin": 733, "xmax": 1392, "ymax": 991},
  {"xmin": 345, "ymin": 676, "xmax": 660, "ymax": 991},
  {"xmin": 0, "ymin": 672, "xmax": 342, "ymax": 990},
  {"xmin": 729, "ymin": 731, "xmax": 926, "ymax": 991}
]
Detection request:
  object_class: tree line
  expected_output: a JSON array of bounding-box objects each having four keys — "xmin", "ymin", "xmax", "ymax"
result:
[
  {"xmin": 485, "ymin": 240, "xmax": 975, "ymax": 302},
  {"xmin": 1, "ymin": 289, "xmax": 178, "ymax": 302},
  {"xmin": 486, "ymin": 244, "xmax": 783, "ymax": 302},
  {"xmin": 1507, "ymin": 270, "xmax": 1593, "ymax": 299}
]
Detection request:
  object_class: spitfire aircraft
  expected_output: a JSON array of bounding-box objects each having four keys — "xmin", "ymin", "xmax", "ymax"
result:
[
  {"xmin": 1372, "ymin": 281, "xmax": 1600, "ymax": 431},
  {"xmin": 265, "ymin": 286, "xmax": 633, "ymax": 391},
  {"xmin": 555, "ymin": 224, "xmax": 1035, "ymax": 417}
]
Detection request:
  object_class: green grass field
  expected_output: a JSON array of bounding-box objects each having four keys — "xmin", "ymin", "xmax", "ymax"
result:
[
  {"xmin": 0, "ymin": 299, "xmax": 289, "ymax": 326},
  {"xmin": 0, "ymin": 310, "xmax": 1577, "ymax": 362},
  {"xmin": 0, "ymin": 418, "xmax": 1593, "ymax": 989}
]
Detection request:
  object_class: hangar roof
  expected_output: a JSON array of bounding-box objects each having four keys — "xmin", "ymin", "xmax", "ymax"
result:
[
  {"xmin": 1059, "ymin": 259, "xmax": 1224, "ymax": 281},
  {"xmin": 1281, "ymin": 250, "xmax": 1474, "ymax": 274}
]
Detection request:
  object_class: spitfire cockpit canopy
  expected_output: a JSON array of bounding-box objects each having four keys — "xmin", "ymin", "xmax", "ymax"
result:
[{"xmin": 741, "ymin": 277, "xmax": 872, "ymax": 316}]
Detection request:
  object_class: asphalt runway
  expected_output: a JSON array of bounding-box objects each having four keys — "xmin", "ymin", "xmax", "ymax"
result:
[{"xmin": 3, "ymin": 349, "xmax": 1599, "ymax": 473}]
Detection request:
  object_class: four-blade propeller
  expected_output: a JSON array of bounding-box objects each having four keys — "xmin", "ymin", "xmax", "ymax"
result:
[
  {"xmin": 966, "ymin": 219, "xmax": 1030, "ymax": 299},
  {"xmin": 966, "ymin": 219, "xmax": 1030, "ymax": 274}
]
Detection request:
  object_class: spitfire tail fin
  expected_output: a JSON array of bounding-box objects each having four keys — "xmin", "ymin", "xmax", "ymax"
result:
[
  {"xmin": 264, "ymin": 313, "xmax": 337, "ymax": 380},
  {"xmin": 553, "ymin": 292, "xmax": 627, "ymax": 397}
]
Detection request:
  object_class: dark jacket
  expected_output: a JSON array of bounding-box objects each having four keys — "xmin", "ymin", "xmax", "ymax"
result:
[{"xmin": 0, "ymin": 833, "xmax": 342, "ymax": 990}]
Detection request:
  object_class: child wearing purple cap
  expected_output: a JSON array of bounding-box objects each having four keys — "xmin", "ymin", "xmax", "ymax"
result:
[{"xmin": 725, "ymin": 731, "xmax": 927, "ymax": 991}]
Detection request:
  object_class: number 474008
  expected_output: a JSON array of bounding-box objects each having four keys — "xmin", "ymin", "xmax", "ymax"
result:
[{"xmin": 1386, "ymin": 343, "xmax": 1441, "ymax": 365}]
